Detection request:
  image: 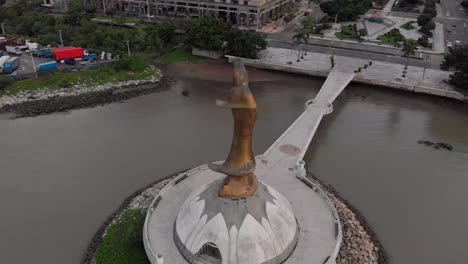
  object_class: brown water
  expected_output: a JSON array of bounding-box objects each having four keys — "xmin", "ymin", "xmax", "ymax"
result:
[{"xmin": 0, "ymin": 63, "xmax": 467, "ymax": 264}]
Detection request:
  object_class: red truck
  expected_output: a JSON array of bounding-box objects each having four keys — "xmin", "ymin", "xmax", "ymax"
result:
[{"xmin": 52, "ymin": 47, "xmax": 84, "ymax": 61}]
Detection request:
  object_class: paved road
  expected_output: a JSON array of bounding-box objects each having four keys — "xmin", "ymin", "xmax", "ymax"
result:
[
  {"xmin": 267, "ymin": 38, "xmax": 438, "ymax": 69},
  {"xmin": 438, "ymin": 0, "xmax": 468, "ymax": 45}
]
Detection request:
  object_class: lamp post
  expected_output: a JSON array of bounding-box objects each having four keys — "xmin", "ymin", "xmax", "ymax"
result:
[
  {"xmin": 422, "ymin": 56, "xmax": 429, "ymax": 80},
  {"xmin": 30, "ymin": 53, "xmax": 37, "ymax": 78},
  {"xmin": 256, "ymin": 8, "xmax": 260, "ymax": 32},
  {"xmin": 59, "ymin": 30, "xmax": 64, "ymax": 47},
  {"xmin": 329, "ymin": 13, "xmax": 338, "ymax": 68},
  {"xmin": 147, "ymin": 0, "xmax": 151, "ymax": 22},
  {"xmin": 201, "ymin": 2, "xmax": 204, "ymax": 19},
  {"xmin": 329, "ymin": 13, "xmax": 338, "ymax": 53},
  {"xmin": 127, "ymin": 40, "xmax": 131, "ymax": 57}
]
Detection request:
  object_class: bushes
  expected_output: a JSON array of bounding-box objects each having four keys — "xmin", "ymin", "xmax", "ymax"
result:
[
  {"xmin": 416, "ymin": 0, "xmax": 437, "ymax": 36},
  {"xmin": 401, "ymin": 21, "xmax": 416, "ymax": 30},
  {"xmin": 335, "ymin": 24, "xmax": 358, "ymax": 39},
  {"xmin": 95, "ymin": 210, "xmax": 149, "ymax": 264},
  {"xmin": 377, "ymin": 28, "xmax": 406, "ymax": 44},
  {"xmin": 419, "ymin": 19, "xmax": 435, "ymax": 36},
  {"xmin": 417, "ymin": 35, "xmax": 431, "ymax": 48},
  {"xmin": 114, "ymin": 56, "xmax": 146, "ymax": 72}
]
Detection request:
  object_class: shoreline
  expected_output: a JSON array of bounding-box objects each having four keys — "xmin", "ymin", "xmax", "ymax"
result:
[
  {"xmin": 82, "ymin": 169, "xmax": 387, "ymax": 264},
  {"xmin": 307, "ymin": 173, "xmax": 387, "ymax": 264},
  {"xmin": 0, "ymin": 73, "xmax": 171, "ymax": 118},
  {"xmin": 226, "ymin": 53, "xmax": 467, "ymax": 103}
]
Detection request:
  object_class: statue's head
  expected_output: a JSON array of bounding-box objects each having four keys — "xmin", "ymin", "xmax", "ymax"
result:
[{"xmin": 216, "ymin": 59, "xmax": 256, "ymax": 109}]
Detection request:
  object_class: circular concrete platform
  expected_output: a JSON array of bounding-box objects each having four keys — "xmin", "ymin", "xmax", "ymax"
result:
[{"xmin": 143, "ymin": 159, "xmax": 342, "ymax": 264}]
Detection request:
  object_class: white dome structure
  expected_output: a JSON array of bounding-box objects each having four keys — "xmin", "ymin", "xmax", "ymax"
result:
[{"xmin": 174, "ymin": 179, "xmax": 299, "ymax": 264}]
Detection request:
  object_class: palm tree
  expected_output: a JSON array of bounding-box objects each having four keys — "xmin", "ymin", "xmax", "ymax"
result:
[
  {"xmin": 402, "ymin": 39, "xmax": 417, "ymax": 76},
  {"xmin": 292, "ymin": 18, "xmax": 313, "ymax": 61}
]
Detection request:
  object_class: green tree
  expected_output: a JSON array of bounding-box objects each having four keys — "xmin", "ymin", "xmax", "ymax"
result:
[
  {"xmin": 187, "ymin": 19, "xmax": 231, "ymax": 50},
  {"xmin": 65, "ymin": 0, "xmax": 92, "ymax": 26},
  {"xmin": 402, "ymin": 39, "xmax": 417, "ymax": 57},
  {"xmin": 320, "ymin": 0, "xmax": 372, "ymax": 21},
  {"xmin": 417, "ymin": 13, "xmax": 432, "ymax": 26},
  {"xmin": 441, "ymin": 45, "xmax": 468, "ymax": 90},
  {"xmin": 226, "ymin": 29, "xmax": 266, "ymax": 59}
]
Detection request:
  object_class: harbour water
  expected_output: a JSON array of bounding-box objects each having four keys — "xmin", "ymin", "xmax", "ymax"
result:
[{"xmin": 0, "ymin": 62, "xmax": 467, "ymax": 263}]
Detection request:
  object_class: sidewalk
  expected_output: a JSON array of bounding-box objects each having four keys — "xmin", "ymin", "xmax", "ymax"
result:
[{"xmin": 228, "ymin": 47, "xmax": 465, "ymax": 101}]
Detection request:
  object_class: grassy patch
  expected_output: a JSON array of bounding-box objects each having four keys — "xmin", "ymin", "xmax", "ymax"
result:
[
  {"xmin": 400, "ymin": 21, "xmax": 416, "ymax": 30},
  {"xmin": 95, "ymin": 210, "xmax": 150, "ymax": 264},
  {"xmin": 160, "ymin": 49, "xmax": 202, "ymax": 64},
  {"xmin": 377, "ymin": 28, "xmax": 406, "ymax": 44},
  {"xmin": 1, "ymin": 65, "xmax": 156, "ymax": 97},
  {"xmin": 335, "ymin": 25, "xmax": 358, "ymax": 39}
]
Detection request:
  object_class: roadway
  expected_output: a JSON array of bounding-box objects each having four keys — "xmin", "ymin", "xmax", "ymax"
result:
[
  {"xmin": 267, "ymin": 38, "xmax": 438, "ymax": 69},
  {"xmin": 438, "ymin": 0, "xmax": 468, "ymax": 45}
]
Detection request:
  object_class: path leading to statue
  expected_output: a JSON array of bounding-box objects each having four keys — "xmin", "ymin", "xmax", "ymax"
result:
[{"xmin": 259, "ymin": 66, "xmax": 355, "ymax": 170}]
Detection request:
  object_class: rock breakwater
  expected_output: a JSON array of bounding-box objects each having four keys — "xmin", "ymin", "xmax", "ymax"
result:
[
  {"xmin": 307, "ymin": 173, "xmax": 387, "ymax": 264},
  {"xmin": 0, "ymin": 68, "xmax": 168, "ymax": 118}
]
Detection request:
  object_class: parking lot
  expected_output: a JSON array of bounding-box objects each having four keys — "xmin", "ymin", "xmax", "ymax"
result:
[{"xmin": 10, "ymin": 52, "xmax": 53, "ymax": 75}]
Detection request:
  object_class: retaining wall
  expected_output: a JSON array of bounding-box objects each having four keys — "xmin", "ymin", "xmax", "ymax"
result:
[{"xmin": 226, "ymin": 55, "xmax": 467, "ymax": 102}]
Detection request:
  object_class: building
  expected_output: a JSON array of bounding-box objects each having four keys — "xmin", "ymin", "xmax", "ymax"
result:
[{"xmin": 96, "ymin": 0, "xmax": 294, "ymax": 28}]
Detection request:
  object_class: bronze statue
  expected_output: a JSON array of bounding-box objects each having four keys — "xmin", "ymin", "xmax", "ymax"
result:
[{"xmin": 209, "ymin": 59, "xmax": 258, "ymax": 199}]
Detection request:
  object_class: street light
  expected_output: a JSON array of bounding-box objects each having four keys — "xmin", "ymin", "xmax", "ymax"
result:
[
  {"xmin": 59, "ymin": 30, "xmax": 64, "ymax": 47},
  {"xmin": 30, "ymin": 53, "xmax": 37, "ymax": 78},
  {"xmin": 329, "ymin": 13, "xmax": 339, "ymax": 68},
  {"xmin": 422, "ymin": 56, "xmax": 429, "ymax": 80},
  {"xmin": 127, "ymin": 40, "xmax": 131, "ymax": 57},
  {"xmin": 147, "ymin": 0, "xmax": 151, "ymax": 22}
]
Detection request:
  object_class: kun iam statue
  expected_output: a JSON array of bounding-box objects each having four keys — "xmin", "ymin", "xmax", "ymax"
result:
[{"xmin": 209, "ymin": 58, "xmax": 258, "ymax": 199}]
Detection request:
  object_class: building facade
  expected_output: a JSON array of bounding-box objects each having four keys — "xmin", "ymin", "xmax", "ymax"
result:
[{"xmin": 96, "ymin": 0, "xmax": 294, "ymax": 28}]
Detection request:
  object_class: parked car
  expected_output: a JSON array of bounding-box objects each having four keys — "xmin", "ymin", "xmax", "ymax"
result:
[
  {"xmin": 447, "ymin": 41, "xmax": 453, "ymax": 48},
  {"xmin": 64, "ymin": 58, "xmax": 76, "ymax": 65}
]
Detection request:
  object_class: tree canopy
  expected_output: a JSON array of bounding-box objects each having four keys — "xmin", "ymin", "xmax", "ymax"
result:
[
  {"xmin": 0, "ymin": 5, "xmax": 266, "ymax": 59},
  {"xmin": 320, "ymin": 0, "xmax": 372, "ymax": 21},
  {"xmin": 226, "ymin": 29, "xmax": 267, "ymax": 59},
  {"xmin": 402, "ymin": 39, "xmax": 417, "ymax": 57},
  {"xmin": 441, "ymin": 45, "xmax": 468, "ymax": 90},
  {"xmin": 186, "ymin": 19, "xmax": 232, "ymax": 51}
]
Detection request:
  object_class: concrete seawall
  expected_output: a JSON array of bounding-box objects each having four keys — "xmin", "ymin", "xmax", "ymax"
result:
[{"xmin": 226, "ymin": 55, "xmax": 467, "ymax": 102}]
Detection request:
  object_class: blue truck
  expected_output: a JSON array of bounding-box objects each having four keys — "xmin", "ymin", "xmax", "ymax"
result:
[
  {"xmin": 36, "ymin": 61, "xmax": 58, "ymax": 72},
  {"xmin": 83, "ymin": 53, "xmax": 97, "ymax": 61},
  {"xmin": 35, "ymin": 49, "xmax": 53, "ymax": 58},
  {"xmin": 3, "ymin": 57, "xmax": 20, "ymax": 74}
]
